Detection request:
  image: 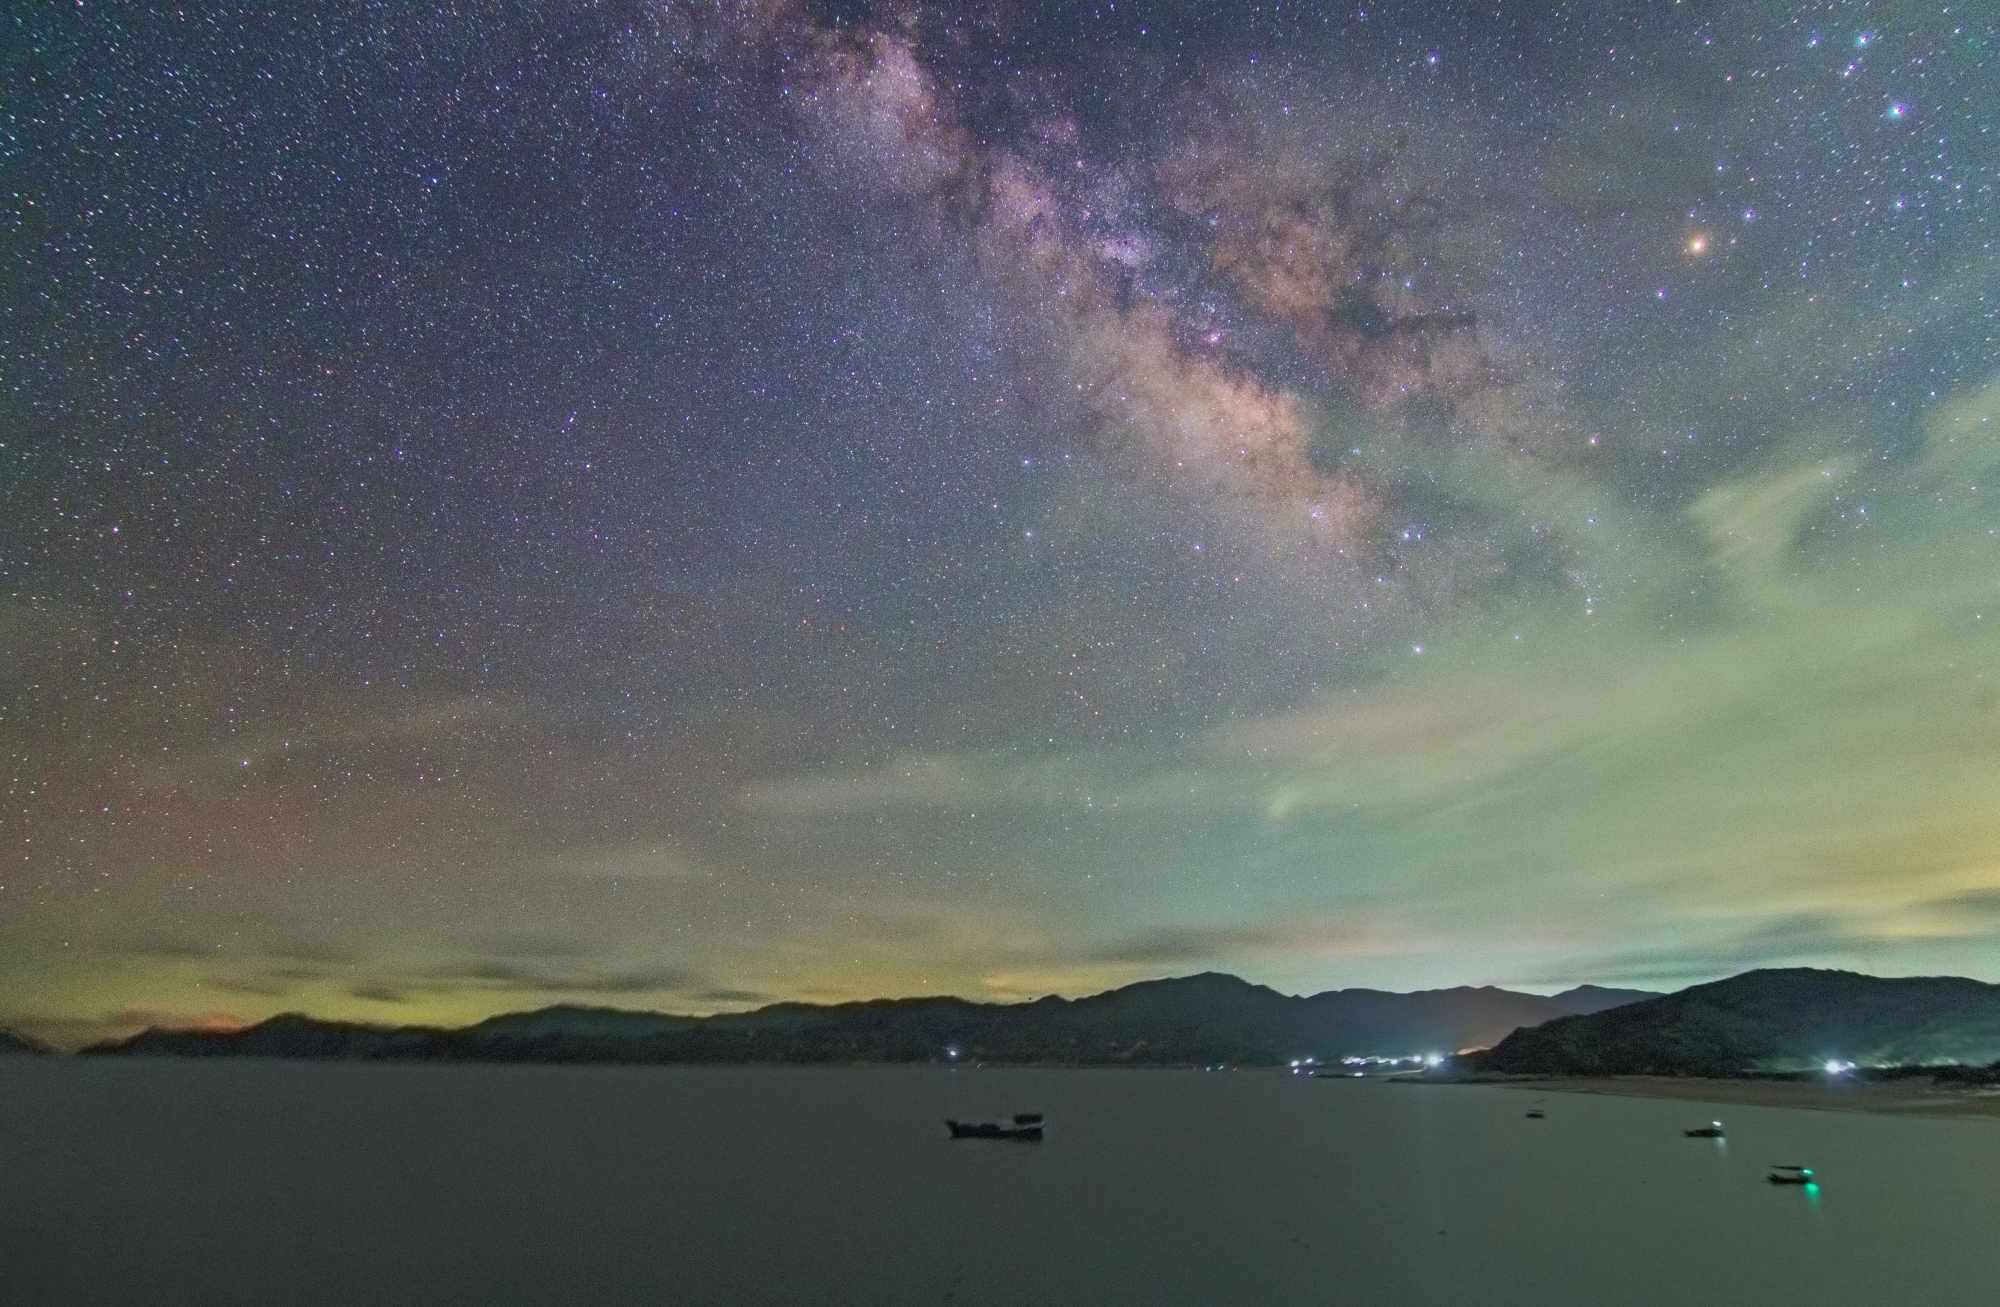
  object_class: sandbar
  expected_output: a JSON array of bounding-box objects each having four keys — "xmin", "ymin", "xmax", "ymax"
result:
[{"xmin": 1472, "ymin": 1074, "xmax": 2000, "ymax": 1120}]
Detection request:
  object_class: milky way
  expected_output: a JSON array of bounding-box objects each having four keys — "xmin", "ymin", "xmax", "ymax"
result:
[{"xmin": 3, "ymin": 1, "xmax": 1995, "ymax": 1044}]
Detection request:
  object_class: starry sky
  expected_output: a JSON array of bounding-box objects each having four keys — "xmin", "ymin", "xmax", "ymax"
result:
[{"xmin": 3, "ymin": 0, "xmax": 1995, "ymax": 1046}]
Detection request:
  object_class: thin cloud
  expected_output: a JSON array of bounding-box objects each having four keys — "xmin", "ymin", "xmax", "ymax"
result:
[
  {"xmin": 259, "ymin": 938, "xmax": 357, "ymax": 965},
  {"xmin": 426, "ymin": 961, "xmax": 703, "ymax": 996},
  {"xmin": 1092, "ymin": 919, "xmax": 1373, "ymax": 967},
  {"xmin": 1927, "ymin": 889, "xmax": 2000, "ymax": 925},
  {"xmin": 470, "ymin": 932, "xmax": 594, "ymax": 960},
  {"xmin": 694, "ymin": 988, "xmax": 768, "ymax": 1005},
  {"xmin": 1538, "ymin": 913, "xmax": 1893, "ymax": 986},
  {"xmin": 348, "ymin": 984, "xmax": 414, "ymax": 1005},
  {"xmin": 115, "ymin": 931, "xmax": 221, "ymax": 960},
  {"xmin": 207, "ymin": 976, "xmax": 293, "ymax": 998}
]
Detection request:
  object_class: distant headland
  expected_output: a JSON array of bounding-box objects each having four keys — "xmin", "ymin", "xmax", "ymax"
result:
[{"xmin": 1465, "ymin": 967, "xmax": 2000, "ymax": 1077}]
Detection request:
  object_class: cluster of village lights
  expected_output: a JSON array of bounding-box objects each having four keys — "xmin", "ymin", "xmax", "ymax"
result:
[{"xmin": 1284, "ymin": 1054, "xmax": 1446, "ymax": 1075}]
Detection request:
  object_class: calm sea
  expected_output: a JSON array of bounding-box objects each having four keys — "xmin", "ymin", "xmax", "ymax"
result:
[{"xmin": 0, "ymin": 1060, "xmax": 1995, "ymax": 1305}]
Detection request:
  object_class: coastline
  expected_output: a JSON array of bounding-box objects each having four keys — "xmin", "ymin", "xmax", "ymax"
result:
[{"xmin": 1464, "ymin": 1074, "xmax": 2000, "ymax": 1120}]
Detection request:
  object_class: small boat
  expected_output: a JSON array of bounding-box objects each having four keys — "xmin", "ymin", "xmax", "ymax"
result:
[
  {"xmin": 1012, "ymin": 1113, "xmax": 1044, "ymax": 1125},
  {"xmin": 1525, "ymin": 1110, "xmax": 1546, "ymax": 1119},
  {"xmin": 1767, "ymin": 1165, "xmax": 1815, "ymax": 1185},
  {"xmin": 946, "ymin": 1118, "xmax": 1043, "ymax": 1142},
  {"xmin": 1684, "ymin": 1121, "xmax": 1725, "ymax": 1138}
]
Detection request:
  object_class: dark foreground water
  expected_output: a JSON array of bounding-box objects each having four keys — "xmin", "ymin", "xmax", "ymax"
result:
[{"xmin": 0, "ymin": 1061, "xmax": 1996, "ymax": 1306}]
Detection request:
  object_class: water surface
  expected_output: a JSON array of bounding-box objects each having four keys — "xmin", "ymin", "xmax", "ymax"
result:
[{"xmin": 0, "ymin": 1061, "xmax": 1993, "ymax": 1305}]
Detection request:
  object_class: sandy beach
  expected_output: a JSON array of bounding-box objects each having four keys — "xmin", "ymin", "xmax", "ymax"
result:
[{"xmin": 1476, "ymin": 1074, "xmax": 2000, "ymax": 1120}]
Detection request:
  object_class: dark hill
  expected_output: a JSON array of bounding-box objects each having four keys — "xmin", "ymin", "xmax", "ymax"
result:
[
  {"xmin": 1548, "ymin": 985, "xmax": 1658, "ymax": 1013},
  {"xmin": 79, "ymin": 972, "xmax": 1656, "ymax": 1066},
  {"xmin": 97, "ymin": 1014, "xmax": 445, "ymax": 1061},
  {"xmin": 0, "ymin": 1027, "xmax": 50, "ymax": 1056},
  {"xmin": 1476, "ymin": 968, "xmax": 2000, "ymax": 1076}
]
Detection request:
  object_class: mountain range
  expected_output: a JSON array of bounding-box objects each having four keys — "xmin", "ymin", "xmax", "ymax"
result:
[
  {"xmin": 76, "ymin": 973, "xmax": 1656, "ymax": 1066},
  {"xmin": 1475, "ymin": 968, "xmax": 2000, "ymax": 1075},
  {"xmin": 37, "ymin": 969, "xmax": 2000, "ymax": 1074}
]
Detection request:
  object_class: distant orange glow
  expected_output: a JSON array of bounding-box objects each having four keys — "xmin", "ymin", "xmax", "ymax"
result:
[
  {"xmin": 182, "ymin": 1013, "xmax": 250, "ymax": 1034},
  {"xmin": 1687, "ymin": 235, "xmax": 1708, "ymax": 254}
]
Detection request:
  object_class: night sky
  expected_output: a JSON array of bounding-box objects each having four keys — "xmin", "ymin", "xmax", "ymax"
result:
[{"xmin": 3, "ymin": 0, "xmax": 1995, "ymax": 1046}]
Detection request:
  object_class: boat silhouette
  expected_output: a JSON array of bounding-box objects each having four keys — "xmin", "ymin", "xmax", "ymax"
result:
[
  {"xmin": 1684, "ymin": 1121, "xmax": 1725, "ymax": 1137},
  {"xmin": 947, "ymin": 1118, "xmax": 1043, "ymax": 1142}
]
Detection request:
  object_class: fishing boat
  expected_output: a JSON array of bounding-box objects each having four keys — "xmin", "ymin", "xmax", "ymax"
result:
[
  {"xmin": 1684, "ymin": 1121, "xmax": 1725, "ymax": 1138},
  {"xmin": 1767, "ymin": 1164, "xmax": 1815, "ymax": 1185},
  {"xmin": 946, "ymin": 1118, "xmax": 1043, "ymax": 1142}
]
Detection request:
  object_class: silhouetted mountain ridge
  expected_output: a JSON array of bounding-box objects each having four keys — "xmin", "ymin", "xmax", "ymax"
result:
[
  {"xmin": 0, "ymin": 1027, "xmax": 50, "ymax": 1056},
  {"xmin": 1476, "ymin": 968, "xmax": 2000, "ymax": 1075},
  {"xmin": 78, "ymin": 972, "xmax": 1655, "ymax": 1066}
]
